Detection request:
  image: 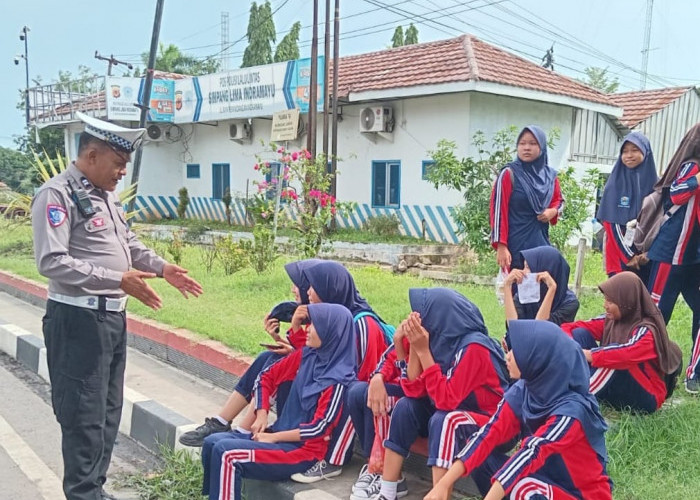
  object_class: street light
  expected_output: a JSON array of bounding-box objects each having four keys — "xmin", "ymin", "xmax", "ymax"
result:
[{"xmin": 16, "ymin": 26, "xmax": 30, "ymax": 125}]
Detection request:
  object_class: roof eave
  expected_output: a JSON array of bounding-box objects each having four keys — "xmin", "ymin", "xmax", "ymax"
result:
[{"xmin": 347, "ymin": 80, "xmax": 623, "ymax": 117}]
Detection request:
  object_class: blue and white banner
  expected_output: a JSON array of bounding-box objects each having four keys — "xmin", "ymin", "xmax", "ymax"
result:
[
  {"xmin": 106, "ymin": 77, "xmax": 174, "ymax": 122},
  {"xmin": 174, "ymin": 57, "xmax": 324, "ymax": 123}
]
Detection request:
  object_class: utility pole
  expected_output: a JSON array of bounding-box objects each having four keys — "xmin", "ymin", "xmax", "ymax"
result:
[
  {"xmin": 127, "ymin": 0, "xmax": 165, "ymax": 218},
  {"xmin": 640, "ymin": 0, "xmax": 654, "ymax": 89},
  {"xmin": 322, "ymin": 0, "xmax": 331, "ymax": 158},
  {"xmin": 330, "ymin": 0, "xmax": 340, "ymax": 200},
  {"xmin": 17, "ymin": 26, "xmax": 30, "ymax": 125},
  {"xmin": 221, "ymin": 12, "xmax": 230, "ymax": 71},
  {"xmin": 307, "ymin": 0, "xmax": 319, "ymax": 158},
  {"xmin": 94, "ymin": 51, "xmax": 133, "ymax": 76}
]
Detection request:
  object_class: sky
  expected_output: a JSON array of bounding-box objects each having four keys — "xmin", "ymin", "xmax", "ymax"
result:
[{"xmin": 1, "ymin": 0, "xmax": 698, "ymax": 148}]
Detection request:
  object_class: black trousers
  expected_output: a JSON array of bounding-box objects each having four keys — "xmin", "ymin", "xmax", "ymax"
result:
[{"xmin": 43, "ymin": 299, "xmax": 127, "ymax": 500}]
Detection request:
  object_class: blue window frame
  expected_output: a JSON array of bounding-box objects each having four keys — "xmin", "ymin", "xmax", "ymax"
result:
[
  {"xmin": 422, "ymin": 160, "xmax": 435, "ymax": 180},
  {"xmin": 212, "ymin": 163, "xmax": 230, "ymax": 200},
  {"xmin": 371, "ymin": 160, "xmax": 401, "ymax": 208},
  {"xmin": 186, "ymin": 164, "xmax": 200, "ymax": 179}
]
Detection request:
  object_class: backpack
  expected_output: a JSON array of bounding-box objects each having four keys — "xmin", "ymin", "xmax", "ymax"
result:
[
  {"xmin": 632, "ymin": 187, "xmax": 680, "ymax": 253},
  {"xmin": 353, "ymin": 311, "xmax": 396, "ymax": 344}
]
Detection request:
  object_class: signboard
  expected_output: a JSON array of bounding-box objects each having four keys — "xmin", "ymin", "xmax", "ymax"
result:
[
  {"xmin": 270, "ymin": 108, "xmax": 300, "ymax": 142},
  {"xmin": 174, "ymin": 57, "xmax": 324, "ymax": 123},
  {"xmin": 106, "ymin": 77, "xmax": 175, "ymax": 122}
]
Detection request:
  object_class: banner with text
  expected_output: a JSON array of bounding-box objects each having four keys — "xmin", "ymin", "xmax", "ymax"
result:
[
  {"xmin": 174, "ymin": 57, "xmax": 324, "ymax": 123},
  {"xmin": 106, "ymin": 77, "xmax": 175, "ymax": 122}
]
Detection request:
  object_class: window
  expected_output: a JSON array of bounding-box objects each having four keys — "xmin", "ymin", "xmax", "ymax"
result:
[
  {"xmin": 264, "ymin": 162, "xmax": 288, "ymax": 200},
  {"xmin": 186, "ymin": 164, "xmax": 200, "ymax": 179},
  {"xmin": 212, "ymin": 163, "xmax": 230, "ymax": 200},
  {"xmin": 422, "ymin": 160, "xmax": 435, "ymax": 180},
  {"xmin": 372, "ymin": 161, "xmax": 401, "ymax": 208}
]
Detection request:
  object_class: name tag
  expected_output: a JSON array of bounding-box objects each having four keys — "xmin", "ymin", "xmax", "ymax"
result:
[{"xmin": 85, "ymin": 217, "xmax": 107, "ymax": 232}]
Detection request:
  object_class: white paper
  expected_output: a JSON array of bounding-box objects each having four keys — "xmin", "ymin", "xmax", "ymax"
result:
[{"xmin": 517, "ymin": 273, "xmax": 541, "ymax": 304}]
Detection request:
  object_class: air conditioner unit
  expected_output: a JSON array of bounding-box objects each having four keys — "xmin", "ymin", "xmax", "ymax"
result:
[
  {"xmin": 359, "ymin": 106, "xmax": 393, "ymax": 133},
  {"xmin": 146, "ymin": 124, "xmax": 165, "ymax": 142},
  {"xmin": 229, "ymin": 120, "xmax": 252, "ymax": 140}
]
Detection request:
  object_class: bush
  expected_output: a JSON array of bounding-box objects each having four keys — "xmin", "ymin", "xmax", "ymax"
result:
[
  {"xmin": 222, "ymin": 188, "xmax": 232, "ymax": 225},
  {"xmin": 177, "ymin": 187, "xmax": 189, "ymax": 219},
  {"xmin": 165, "ymin": 230, "xmax": 185, "ymax": 265},
  {"xmin": 199, "ymin": 243, "xmax": 218, "ymax": 274},
  {"xmin": 549, "ymin": 166, "xmax": 601, "ymax": 249},
  {"xmin": 214, "ymin": 236, "xmax": 248, "ymax": 275},
  {"xmin": 245, "ymin": 225, "xmax": 278, "ymax": 274},
  {"xmin": 364, "ymin": 214, "xmax": 401, "ymax": 237}
]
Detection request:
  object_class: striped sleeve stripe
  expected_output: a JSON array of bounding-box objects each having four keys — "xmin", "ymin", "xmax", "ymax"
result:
[
  {"xmin": 593, "ymin": 326, "xmax": 648, "ymax": 354},
  {"xmin": 496, "ymin": 416, "xmax": 574, "ymax": 487},
  {"xmin": 492, "ymin": 169, "xmax": 508, "ymax": 243},
  {"xmin": 253, "ymin": 359, "xmax": 279, "ymax": 409},
  {"xmin": 446, "ymin": 348, "xmax": 465, "ymax": 380},
  {"xmin": 356, "ymin": 317, "xmax": 369, "ymax": 367},
  {"xmin": 614, "ymin": 224, "xmax": 635, "ymax": 258},
  {"xmin": 372, "ymin": 344, "xmax": 396, "ymax": 377},
  {"xmin": 456, "ymin": 399, "xmax": 505, "ymax": 461},
  {"xmin": 299, "ymin": 385, "xmax": 345, "ymax": 439}
]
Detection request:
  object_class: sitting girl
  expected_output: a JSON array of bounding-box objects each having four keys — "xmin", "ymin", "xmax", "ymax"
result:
[
  {"xmin": 179, "ymin": 259, "xmax": 320, "ymax": 447},
  {"xmin": 371, "ymin": 288, "xmax": 509, "ymax": 500},
  {"xmin": 562, "ymin": 271, "xmax": 682, "ymax": 413},
  {"xmin": 291, "ymin": 260, "xmax": 392, "ymax": 481},
  {"xmin": 503, "ymin": 246, "xmax": 579, "ymax": 325},
  {"xmin": 201, "ymin": 303, "xmax": 356, "ymax": 500},
  {"xmin": 425, "ymin": 320, "xmax": 612, "ymax": 500}
]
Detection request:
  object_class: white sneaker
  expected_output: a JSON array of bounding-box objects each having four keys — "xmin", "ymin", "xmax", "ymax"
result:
[
  {"xmin": 356, "ymin": 476, "xmax": 407, "ymax": 500},
  {"xmin": 350, "ymin": 472, "xmax": 381, "ymax": 500},
  {"xmin": 352, "ymin": 464, "xmax": 376, "ymax": 494}
]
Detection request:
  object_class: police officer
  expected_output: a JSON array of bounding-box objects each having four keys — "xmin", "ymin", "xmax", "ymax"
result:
[{"xmin": 31, "ymin": 113, "xmax": 203, "ymax": 500}]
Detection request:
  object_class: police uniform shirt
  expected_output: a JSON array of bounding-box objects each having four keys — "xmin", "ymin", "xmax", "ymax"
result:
[{"xmin": 31, "ymin": 162, "xmax": 166, "ymax": 298}]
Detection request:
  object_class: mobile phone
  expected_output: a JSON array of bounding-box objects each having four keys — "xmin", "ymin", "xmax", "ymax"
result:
[{"xmin": 260, "ymin": 342, "xmax": 283, "ymax": 350}]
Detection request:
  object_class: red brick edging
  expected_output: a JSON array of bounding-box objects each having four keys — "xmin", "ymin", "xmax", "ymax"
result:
[{"xmin": 0, "ymin": 270, "xmax": 253, "ymax": 377}]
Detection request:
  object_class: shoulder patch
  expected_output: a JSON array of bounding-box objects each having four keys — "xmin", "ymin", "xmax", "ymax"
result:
[{"xmin": 47, "ymin": 204, "xmax": 68, "ymax": 227}]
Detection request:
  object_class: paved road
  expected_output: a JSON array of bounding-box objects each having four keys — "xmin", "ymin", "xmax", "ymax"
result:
[{"xmin": 0, "ymin": 352, "xmax": 159, "ymax": 500}]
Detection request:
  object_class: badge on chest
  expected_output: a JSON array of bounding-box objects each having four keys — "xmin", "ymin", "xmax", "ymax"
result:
[{"xmin": 85, "ymin": 216, "xmax": 107, "ymax": 232}]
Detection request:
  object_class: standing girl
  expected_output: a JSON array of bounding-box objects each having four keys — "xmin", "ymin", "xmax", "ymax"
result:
[
  {"xmin": 490, "ymin": 125, "xmax": 564, "ymax": 270},
  {"xmin": 596, "ymin": 132, "xmax": 657, "ymax": 278},
  {"xmin": 201, "ymin": 303, "xmax": 356, "ymax": 500},
  {"xmin": 425, "ymin": 320, "xmax": 612, "ymax": 500},
  {"xmin": 646, "ymin": 123, "xmax": 700, "ymax": 393}
]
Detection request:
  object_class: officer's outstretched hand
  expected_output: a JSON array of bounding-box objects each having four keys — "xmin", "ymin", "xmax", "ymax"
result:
[
  {"xmin": 162, "ymin": 264, "xmax": 204, "ymax": 299},
  {"xmin": 121, "ymin": 270, "xmax": 162, "ymax": 310}
]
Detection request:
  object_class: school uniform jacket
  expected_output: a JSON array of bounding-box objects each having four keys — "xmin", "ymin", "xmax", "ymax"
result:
[
  {"xmin": 253, "ymin": 349, "xmax": 345, "ymax": 458},
  {"xmin": 561, "ymin": 318, "xmax": 666, "ymax": 409},
  {"xmin": 602, "ymin": 221, "xmax": 636, "ymax": 275},
  {"xmin": 457, "ymin": 400, "xmax": 612, "ymax": 499},
  {"xmin": 391, "ymin": 342, "xmax": 505, "ymax": 416},
  {"xmin": 490, "ymin": 168, "xmax": 564, "ymax": 256},
  {"xmin": 648, "ymin": 161, "xmax": 700, "ymax": 266}
]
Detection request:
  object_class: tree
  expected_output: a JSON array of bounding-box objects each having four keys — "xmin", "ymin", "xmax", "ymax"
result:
[
  {"xmin": 0, "ymin": 147, "xmax": 33, "ymax": 193},
  {"xmin": 242, "ymin": 1, "xmax": 277, "ymax": 68},
  {"xmin": 404, "ymin": 23, "xmax": 419, "ymax": 45},
  {"xmin": 274, "ymin": 21, "xmax": 301, "ymax": 62},
  {"xmin": 143, "ymin": 43, "xmax": 220, "ymax": 76},
  {"xmin": 580, "ymin": 66, "xmax": 620, "ymax": 94},
  {"xmin": 391, "ymin": 26, "xmax": 404, "ymax": 48}
]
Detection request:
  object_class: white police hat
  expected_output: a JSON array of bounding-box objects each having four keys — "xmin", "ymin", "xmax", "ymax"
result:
[{"xmin": 76, "ymin": 112, "xmax": 146, "ymax": 153}]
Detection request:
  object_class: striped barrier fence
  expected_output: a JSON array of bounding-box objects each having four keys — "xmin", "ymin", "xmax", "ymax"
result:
[{"xmin": 132, "ymin": 196, "xmax": 461, "ymax": 244}]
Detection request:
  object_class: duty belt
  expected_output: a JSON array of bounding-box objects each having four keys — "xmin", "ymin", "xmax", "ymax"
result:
[{"xmin": 48, "ymin": 292, "xmax": 128, "ymax": 312}]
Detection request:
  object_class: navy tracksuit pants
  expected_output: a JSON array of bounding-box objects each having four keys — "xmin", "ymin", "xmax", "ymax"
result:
[{"xmin": 202, "ymin": 431, "xmax": 317, "ymax": 500}]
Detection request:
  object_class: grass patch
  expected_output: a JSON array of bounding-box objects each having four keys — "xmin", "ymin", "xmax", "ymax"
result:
[
  {"xmin": 2, "ymin": 220, "xmax": 700, "ymax": 497},
  {"xmin": 119, "ymin": 446, "xmax": 202, "ymax": 500}
]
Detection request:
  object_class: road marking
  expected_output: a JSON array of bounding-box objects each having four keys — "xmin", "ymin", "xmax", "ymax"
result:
[{"xmin": 0, "ymin": 413, "xmax": 63, "ymax": 499}]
